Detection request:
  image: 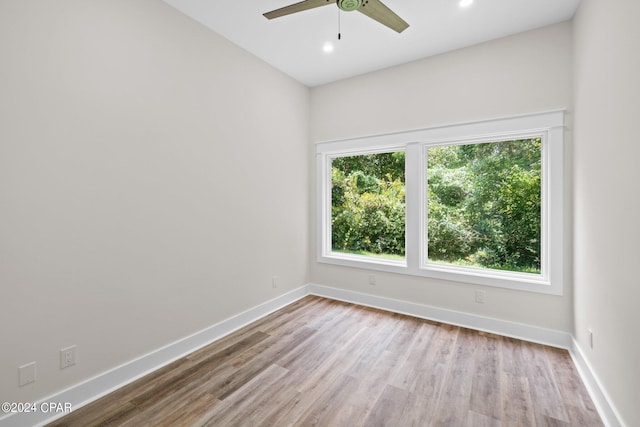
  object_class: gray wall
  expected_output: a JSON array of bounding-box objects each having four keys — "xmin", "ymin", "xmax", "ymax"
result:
[
  {"xmin": 0, "ymin": 0, "xmax": 309, "ymax": 403},
  {"xmin": 573, "ymin": 0, "xmax": 640, "ymax": 425}
]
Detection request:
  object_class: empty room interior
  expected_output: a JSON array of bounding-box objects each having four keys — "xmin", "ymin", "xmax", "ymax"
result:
[{"xmin": 1, "ymin": 0, "xmax": 638, "ymax": 426}]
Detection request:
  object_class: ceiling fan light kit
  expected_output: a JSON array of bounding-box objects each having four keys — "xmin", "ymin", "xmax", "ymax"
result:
[{"xmin": 263, "ymin": 0, "xmax": 409, "ymax": 33}]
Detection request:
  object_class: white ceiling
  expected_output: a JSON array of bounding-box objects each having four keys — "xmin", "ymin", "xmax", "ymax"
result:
[{"xmin": 162, "ymin": 0, "xmax": 580, "ymax": 87}]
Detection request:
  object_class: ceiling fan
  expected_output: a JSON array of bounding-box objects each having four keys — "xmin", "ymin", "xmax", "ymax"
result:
[{"xmin": 263, "ymin": 0, "xmax": 409, "ymax": 33}]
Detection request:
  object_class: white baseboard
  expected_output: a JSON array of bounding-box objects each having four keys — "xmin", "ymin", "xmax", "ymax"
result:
[
  {"xmin": 1, "ymin": 283, "xmax": 624, "ymax": 427},
  {"xmin": 569, "ymin": 340, "xmax": 625, "ymax": 427},
  {"xmin": 308, "ymin": 283, "xmax": 573, "ymax": 349},
  {"xmin": 0, "ymin": 286, "xmax": 309, "ymax": 427}
]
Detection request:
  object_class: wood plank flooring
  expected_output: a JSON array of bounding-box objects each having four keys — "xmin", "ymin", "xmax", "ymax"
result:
[{"xmin": 47, "ymin": 296, "xmax": 603, "ymax": 426}]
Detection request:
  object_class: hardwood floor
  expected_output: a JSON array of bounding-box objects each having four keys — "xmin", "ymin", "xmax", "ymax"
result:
[{"xmin": 47, "ymin": 296, "xmax": 603, "ymax": 426}]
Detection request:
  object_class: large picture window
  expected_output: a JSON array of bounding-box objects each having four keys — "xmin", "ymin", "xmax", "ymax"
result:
[{"xmin": 317, "ymin": 111, "xmax": 564, "ymax": 294}]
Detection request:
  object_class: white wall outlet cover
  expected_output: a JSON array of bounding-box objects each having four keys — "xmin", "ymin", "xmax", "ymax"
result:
[
  {"xmin": 60, "ymin": 345, "xmax": 77, "ymax": 369},
  {"xmin": 19, "ymin": 362, "xmax": 36, "ymax": 386}
]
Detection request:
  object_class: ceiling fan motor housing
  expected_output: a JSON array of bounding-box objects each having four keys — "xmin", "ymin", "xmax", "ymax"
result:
[{"xmin": 338, "ymin": 0, "xmax": 363, "ymax": 12}]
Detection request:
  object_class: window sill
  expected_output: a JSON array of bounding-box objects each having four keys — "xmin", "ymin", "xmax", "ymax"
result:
[{"xmin": 317, "ymin": 254, "xmax": 561, "ymax": 295}]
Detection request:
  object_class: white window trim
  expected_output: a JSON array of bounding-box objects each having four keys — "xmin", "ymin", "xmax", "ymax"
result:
[{"xmin": 316, "ymin": 111, "xmax": 564, "ymax": 295}]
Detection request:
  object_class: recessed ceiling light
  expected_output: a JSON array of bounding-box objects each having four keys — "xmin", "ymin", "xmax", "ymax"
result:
[
  {"xmin": 323, "ymin": 42, "xmax": 335, "ymax": 53},
  {"xmin": 459, "ymin": 0, "xmax": 474, "ymax": 8}
]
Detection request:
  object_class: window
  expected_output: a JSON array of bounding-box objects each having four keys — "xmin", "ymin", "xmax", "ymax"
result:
[
  {"xmin": 425, "ymin": 138, "xmax": 542, "ymax": 275},
  {"xmin": 331, "ymin": 151, "xmax": 406, "ymax": 261},
  {"xmin": 317, "ymin": 111, "xmax": 564, "ymax": 294}
]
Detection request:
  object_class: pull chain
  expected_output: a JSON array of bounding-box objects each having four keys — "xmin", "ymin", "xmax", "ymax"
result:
[{"xmin": 338, "ymin": 9, "xmax": 341, "ymax": 40}]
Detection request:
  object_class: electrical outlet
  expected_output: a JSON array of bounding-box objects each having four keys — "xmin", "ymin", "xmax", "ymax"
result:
[
  {"xmin": 18, "ymin": 362, "xmax": 36, "ymax": 386},
  {"xmin": 60, "ymin": 345, "xmax": 76, "ymax": 369},
  {"xmin": 368, "ymin": 275, "xmax": 376, "ymax": 286},
  {"xmin": 272, "ymin": 276, "xmax": 278, "ymax": 289},
  {"xmin": 475, "ymin": 290, "xmax": 486, "ymax": 304}
]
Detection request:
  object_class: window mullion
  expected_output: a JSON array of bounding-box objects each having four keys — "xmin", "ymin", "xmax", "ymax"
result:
[{"xmin": 404, "ymin": 142, "xmax": 422, "ymax": 273}]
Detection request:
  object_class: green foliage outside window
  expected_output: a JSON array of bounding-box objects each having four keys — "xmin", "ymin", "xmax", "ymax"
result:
[
  {"xmin": 331, "ymin": 152, "xmax": 406, "ymax": 259},
  {"xmin": 427, "ymin": 138, "xmax": 542, "ymax": 274},
  {"xmin": 330, "ymin": 138, "xmax": 542, "ymax": 274}
]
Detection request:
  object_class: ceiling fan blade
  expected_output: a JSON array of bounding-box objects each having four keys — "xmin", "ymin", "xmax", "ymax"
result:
[
  {"xmin": 264, "ymin": 0, "xmax": 337, "ymax": 20},
  {"xmin": 357, "ymin": 0, "xmax": 409, "ymax": 33}
]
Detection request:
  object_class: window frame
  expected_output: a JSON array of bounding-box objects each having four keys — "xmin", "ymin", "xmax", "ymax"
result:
[{"xmin": 316, "ymin": 111, "xmax": 564, "ymax": 295}]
